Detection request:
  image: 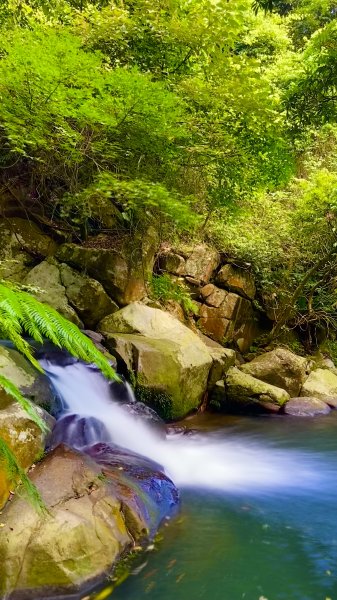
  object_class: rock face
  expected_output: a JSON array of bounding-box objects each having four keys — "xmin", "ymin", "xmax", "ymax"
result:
[
  {"xmin": 57, "ymin": 227, "xmax": 158, "ymax": 306},
  {"xmin": 184, "ymin": 245, "xmax": 220, "ymax": 284},
  {"xmin": 284, "ymin": 397, "xmax": 331, "ymax": 417},
  {"xmin": 240, "ymin": 348, "xmax": 310, "ymax": 397},
  {"xmin": 98, "ymin": 303, "xmax": 213, "ymax": 420},
  {"xmin": 59, "ymin": 263, "xmax": 118, "ymax": 328},
  {"xmin": 0, "ymin": 218, "xmax": 58, "ymax": 282},
  {"xmin": 0, "ymin": 399, "xmax": 52, "ymax": 508},
  {"xmin": 24, "ymin": 260, "xmax": 83, "ymax": 326},
  {"xmin": 0, "ymin": 345, "xmax": 55, "ymax": 411},
  {"xmin": 300, "ymin": 368, "xmax": 337, "ymax": 404},
  {"xmin": 216, "ymin": 264, "xmax": 256, "ymax": 300},
  {"xmin": 225, "ymin": 367, "xmax": 290, "ymax": 411},
  {"xmin": 0, "ymin": 444, "xmax": 178, "ymax": 599}
]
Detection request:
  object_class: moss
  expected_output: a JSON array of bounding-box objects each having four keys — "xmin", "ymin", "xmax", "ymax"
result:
[{"xmin": 135, "ymin": 383, "xmax": 173, "ymax": 421}]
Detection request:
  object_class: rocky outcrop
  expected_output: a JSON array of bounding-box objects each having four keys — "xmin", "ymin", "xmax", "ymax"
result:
[
  {"xmin": 0, "ymin": 444, "xmax": 178, "ymax": 599},
  {"xmin": 216, "ymin": 264, "xmax": 256, "ymax": 300},
  {"xmin": 240, "ymin": 348, "xmax": 311, "ymax": 397},
  {"xmin": 284, "ymin": 397, "xmax": 331, "ymax": 417},
  {"xmin": 184, "ymin": 245, "xmax": 220, "ymax": 284},
  {"xmin": 57, "ymin": 227, "xmax": 158, "ymax": 306},
  {"xmin": 224, "ymin": 367, "xmax": 289, "ymax": 411},
  {"xmin": 59, "ymin": 263, "xmax": 118, "ymax": 328},
  {"xmin": 24, "ymin": 260, "xmax": 83, "ymax": 326},
  {"xmin": 0, "ymin": 345, "xmax": 55, "ymax": 411},
  {"xmin": 300, "ymin": 368, "xmax": 337, "ymax": 404},
  {"xmin": 98, "ymin": 303, "xmax": 213, "ymax": 420},
  {"xmin": 0, "ymin": 398, "xmax": 53, "ymax": 508}
]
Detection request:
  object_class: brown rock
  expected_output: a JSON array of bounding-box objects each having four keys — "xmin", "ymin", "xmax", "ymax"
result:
[
  {"xmin": 158, "ymin": 252, "xmax": 186, "ymax": 275},
  {"xmin": 216, "ymin": 264, "xmax": 256, "ymax": 299},
  {"xmin": 205, "ymin": 287, "xmax": 228, "ymax": 308},
  {"xmin": 199, "ymin": 305, "xmax": 232, "ymax": 342},
  {"xmin": 200, "ymin": 284, "xmax": 216, "ymax": 300},
  {"xmin": 185, "ymin": 245, "xmax": 220, "ymax": 284}
]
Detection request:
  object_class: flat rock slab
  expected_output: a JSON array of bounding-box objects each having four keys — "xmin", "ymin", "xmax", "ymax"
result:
[{"xmin": 284, "ymin": 397, "xmax": 331, "ymax": 417}]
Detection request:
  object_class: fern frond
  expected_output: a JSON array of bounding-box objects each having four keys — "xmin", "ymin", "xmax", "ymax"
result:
[
  {"xmin": 0, "ymin": 436, "xmax": 47, "ymax": 514},
  {"xmin": 0, "ymin": 283, "xmax": 118, "ymax": 380},
  {"xmin": 0, "ymin": 375, "xmax": 49, "ymax": 434}
]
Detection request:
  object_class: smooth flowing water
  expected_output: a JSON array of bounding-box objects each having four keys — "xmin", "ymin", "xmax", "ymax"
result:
[{"xmin": 41, "ymin": 359, "xmax": 337, "ymax": 600}]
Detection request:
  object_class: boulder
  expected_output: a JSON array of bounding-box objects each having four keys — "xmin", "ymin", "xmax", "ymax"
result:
[
  {"xmin": 216, "ymin": 264, "xmax": 256, "ymax": 300},
  {"xmin": 98, "ymin": 303, "xmax": 213, "ymax": 419},
  {"xmin": 207, "ymin": 348, "xmax": 236, "ymax": 389},
  {"xmin": 184, "ymin": 245, "xmax": 220, "ymax": 284},
  {"xmin": 300, "ymin": 368, "xmax": 337, "ymax": 404},
  {"xmin": 0, "ymin": 400, "xmax": 53, "ymax": 508},
  {"xmin": 24, "ymin": 260, "xmax": 83, "ymax": 326},
  {"xmin": 225, "ymin": 367, "xmax": 289, "ymax": 410},
  {"xmin": 0, "ymin": 345, "xmax": 55, "ymax": 411},
  {"xmin": 59, "ymin": 263, "xmax": 118, "ymax": 328},
  {"xmin": 56, "ymin": 227, "xmax": 158, "ymax": 306},
  {"xmin": 240, "ymin": 348, "xmax": 310, "ymax": 397},
  {"xmin": 203, "ymin": 286, "xmax": 228, "ymax": 308},
  {"xmin": 198, "ymin": 304, "xmax": 233, "ymax": 342},
  {"xmin": 0, "ymin": 444, "xmax": 178, "ymax": 598},
  {"xmin": 158, "ymin": 252, "xmax": 186, "ymax": 275},
  {"xmin": 0, "ymin": 218, "xmax": 58, "ymax": 283},
  {"xmin": 284, "ymin": 397, "xmax": 331, "ymax": 417}
]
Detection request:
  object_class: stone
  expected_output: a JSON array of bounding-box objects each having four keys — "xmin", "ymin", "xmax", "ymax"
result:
[
  {"xmin": 24, "ymin": 260, "xmax": 83, "ymax": 326},
  {"xmin": 208, "ymin": 348, "xmax": 236, "ymax": 389},
  {"xmin": 0, "ymin": 444, "xmax": 178, "ymax": 598},
  {"xmin": 0, "ymin": 345, "xmax": 55, "ymax": 411},
  {"xmin": 284, "ymin": 397, "xmax": 331, "ymax": 417},
  {"xmin": 59, "ymin": 263, "xmax": 118, "ymax": 328},
  {"xmin": 205, "ymin": 287, "xmax": 228, "ymax": 308},
  {"xmin": 216, "ymin": 264, "xmax": 256, "ymax": 300},
  {"xmin": 198, "ymin": 304, "xmax": 233, "ymax": 343},
  {"xmin": 0, "ymin": 218, "xmax": 58, "ymax": 283},
  {"xmin": 240, "ymin": 348, "xmax": 311, "ymax": 397},
  {"xmin": 56, "ymin": 227, "xmax": 158, "ymax": 306},
  {"xmin": 185, "ymin": 245, "xmax": 220, "ymax": 284},
  {"xmin": 225, "ymin": 367, "xmax": 289, "ymax": 409},
  {"xmin": 300, "ymin": 368, "xmax": 337, "ymax": 403},
  {"xmin": 98, "ymin": 303, "xmax": 213, "ymax": 420},
  {"xmin": 158, "ymin": 252, "xmax": 186, "ymax": 275},
  {"xmin": 0, "ymin": 402, "xmax": 53, "ymax": 508},
  {"xmin": 200, "ymin": 283, "xmax": 216, "ymax": 300}
]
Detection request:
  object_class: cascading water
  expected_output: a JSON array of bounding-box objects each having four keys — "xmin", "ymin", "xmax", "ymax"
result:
[{"xmin": 40, "ymin": 357, "xmax": 329, "ymax": 495}]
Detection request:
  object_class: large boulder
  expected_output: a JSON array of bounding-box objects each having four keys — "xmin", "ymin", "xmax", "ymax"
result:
[
  {"xmin": 240, "ymin": 348, "xmax": 310, "ymax": 397},
  {"xmin": 284, "ymin": 397, "xmax": 331, "ymax": 417},
  {"xmin": 184, "ymin": 244, "xmax": 220, "ymax": 284},
  {"xmin": 0, "ymin": 398, "xmax": 53, "ymax": 508},
  {"xmin": 216, "ymin": 264, "xmax": 256, "ymax": 300},
  {"xmin": 59, "ymin": 263, "xmax": 118, "ymax": 328},
  {"xmin": 0, "ymin": 218, "xmax": 57, "ymax": 283},
  {"xmin": 0, "ymin": 345, "xmax": 55, "ymax": 411},
  {"xmin": 0, "ymin": 444, "xmax": 178, "ymax": 598},
  {"xmin": 98, "ymin": 303, "xmax": 213, "ymax": 420},
  {"xmin": 24, "ymin": 260, "xmax": 83, "ymax": 326},
  {"xmin": 300, "ymin": 368, "xmax": 337, "ymax": 404},
  {"xmin": 56, "ymin": 227, "xmax": 158, "ymax": 306},
  {"xmin": 225, "ymin": 367, "xmax": 290, "ymax": 411}
]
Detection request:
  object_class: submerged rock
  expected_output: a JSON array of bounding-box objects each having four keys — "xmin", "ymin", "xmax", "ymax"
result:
[
  {"xmin": 0, "ymin": 444, "xmax": 179, "ymax": 599},
  {"xmin": 98, "ymin": 303, "xmax": 213, "ymax": 420},
  {"xmin": 240, "ymin": 348, "xmax": 310, "ymax": 397},
  {"xmin": 284, "ymin": 397, "xmax": 331, "ymax": 417}
]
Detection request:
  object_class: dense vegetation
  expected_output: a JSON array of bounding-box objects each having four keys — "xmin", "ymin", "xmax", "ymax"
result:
[{"xmin": 1, "ymin": 0, "xmax": 337, "ymax": 499}]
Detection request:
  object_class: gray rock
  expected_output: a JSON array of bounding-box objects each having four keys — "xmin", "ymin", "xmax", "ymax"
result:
[
  {"xmin": 284, "ymin": 397, "xmax": 331, "ymax": 417},
  {"xmin": 301, "ymin": 368, "xmax": 337, "ymax": 402},
  {"xmin": 185, "ymin": 245, "xmax": 220, "ymax": 284},
  {"xmin": 226, "ymin": 367, "xmax": 289, "ymax": 409}
]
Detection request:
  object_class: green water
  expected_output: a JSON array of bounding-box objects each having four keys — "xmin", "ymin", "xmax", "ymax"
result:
[{"xmin": 96, "ymin": 413, "xmax": 337, "ymax": 600}]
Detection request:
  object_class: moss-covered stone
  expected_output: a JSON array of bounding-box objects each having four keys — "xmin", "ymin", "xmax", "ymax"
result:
[
  {"xmin": 300, "ymin": 368, "xmax": 337, "ymax": 403},
  {"xmin": 226, "ymin": 367, "xmax": 289, "ymax": 409}
]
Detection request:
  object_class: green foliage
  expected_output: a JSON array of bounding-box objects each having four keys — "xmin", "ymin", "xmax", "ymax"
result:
[
  {"xmin": 150, "ymin": 274, "xmax": 198, "ymax": 315},
  {"xmin": 0, "ymin": 374, "xmax": 49, "ymax": 434}
]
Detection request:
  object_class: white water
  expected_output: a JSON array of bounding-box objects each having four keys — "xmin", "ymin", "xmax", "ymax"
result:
[{"xmin": 41, "ymin": 360, "xmax": 327, "ymax": 495}]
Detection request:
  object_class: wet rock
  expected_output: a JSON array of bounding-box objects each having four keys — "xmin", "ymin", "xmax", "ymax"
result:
[
  {"xmin": 300, "ymin": 368, "xmax": 337, "ymax": 403},
  {"xmin": 184, "ymin": 245, "xmax": 220, "ymax": 284},
  {"xmin": 24, "ymin": 259, "xmax": 83, "ymax": 326},
  {"xmin": 240, "ymin": 348, "xmax": 311, "ymax": 397},
  {"xmin": 98, "ymin": 303, "xmax": 213, "ymax": 420},
  {"xmin": 225, "ymin": 367, "xmax": 289, "ymax": 410},
  {"xmin": 216, "ymin": 264, "xmax": 256, "ymax": 300},
  {"xmin": 284, "ymin": 397, "xmax": 331, "ymax": 417},
  {"xmin": 59, "ymin": 263, "xmax": 118, "ymax": 328},
  {"xmin": 0, "ymin": 444, "xmax": 178, "ymax": 598}
]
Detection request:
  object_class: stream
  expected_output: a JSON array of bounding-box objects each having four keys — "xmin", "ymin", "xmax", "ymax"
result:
[{"xmin": 41, "ymin": 357, "xmax": 337, "ymax": 600}]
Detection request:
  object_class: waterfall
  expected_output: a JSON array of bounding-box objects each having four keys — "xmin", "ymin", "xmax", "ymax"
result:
[{"xmin": 41, "ymin": 358, "xmax": 328, "ymax": 495}]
